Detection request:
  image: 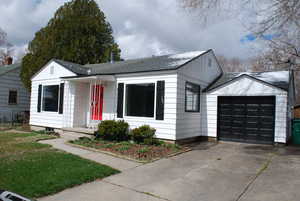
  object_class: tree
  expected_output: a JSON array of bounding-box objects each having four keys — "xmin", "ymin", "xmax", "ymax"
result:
[
  {"xmin": 179, "ymin": 0, "xmax": 300, "ymax": 68},
  {"xmin": 0, "ymin": 27, "xmax": 13, "ymax": 65},
  {"xmin": 21, "ymin": 0, "xmax": 122, "ymax": 90}
]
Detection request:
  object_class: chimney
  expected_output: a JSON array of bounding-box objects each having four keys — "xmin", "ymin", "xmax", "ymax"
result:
[{"xmin": 4, "ymin": 56, "xmax": 13, "ymax": 65}]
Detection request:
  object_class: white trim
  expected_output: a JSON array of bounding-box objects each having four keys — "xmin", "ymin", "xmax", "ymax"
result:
[{"xmin": 123, "ymin": 82, "xmax": 157, "ymax": 120}]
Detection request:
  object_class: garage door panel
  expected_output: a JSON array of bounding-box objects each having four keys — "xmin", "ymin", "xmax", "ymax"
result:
[{"xmin": 218, "ymin": 96, "xmax": 275, "ymax": 144}]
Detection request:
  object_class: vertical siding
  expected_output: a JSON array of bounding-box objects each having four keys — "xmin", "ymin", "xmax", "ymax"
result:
[
  {"xmin": 30, "ymin": 61, "xmax": 76, "ymax": 128},
  {"xmin": 0, "ymin": 68, "xmax": 30, "ymax": 117},
  {"xmin": 205, "ymin": 76, "xmax": 288, "ymax": 143},
  {"xmin": 116, "ymin": 72, "xmax": 177, "ymax": 140},
  {"xmin": 176, "ymin": 51, "xmax": 222, "ymax": 139}
]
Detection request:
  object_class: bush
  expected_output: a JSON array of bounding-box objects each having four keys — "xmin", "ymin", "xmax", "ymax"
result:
[
  {"xmin": 131, "ymin": 125, "xmax": 156, "ymax": 144},
  {"xmin": 97, "ymin": 120, "xmax": 129, "ymax": 141}
]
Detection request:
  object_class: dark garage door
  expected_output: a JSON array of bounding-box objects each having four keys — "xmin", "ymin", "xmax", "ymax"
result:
[{"xmin": 217, "ymin": 96, "xmax": 275, "ymax": 144}]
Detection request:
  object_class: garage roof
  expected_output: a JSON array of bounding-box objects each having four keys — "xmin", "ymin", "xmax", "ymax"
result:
[
  {"xmin": 205, "ymin": 71, "xmax": 290, "ymax": 92},
  {"xmin": 54, "ymin": 50, "xmax": 210, "ymax": 77}
]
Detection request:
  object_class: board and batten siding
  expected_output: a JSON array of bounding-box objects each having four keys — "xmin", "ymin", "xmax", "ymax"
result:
[
  {"xmin": 176, "ymin": 51, "xmax": 222, "ymax": 139},
  {"xmin": 204, "ymin": 76, "xmax": 288, "ymax": 143},
  {"xmin": 116, "ymin": 71, "xmax": 177, "ymax": 140},
  {"xmin": 0, "ymin": 67, "xmax": 30, "ymax": 116},
  {"xmin": 30, "ymin": 61, "xmax": 76, "ymax": 128}
]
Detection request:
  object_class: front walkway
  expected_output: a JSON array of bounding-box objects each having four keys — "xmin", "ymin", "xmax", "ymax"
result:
[{"xmin": 40, "ymin": 132, "xmax": 140, "ymax": 171}]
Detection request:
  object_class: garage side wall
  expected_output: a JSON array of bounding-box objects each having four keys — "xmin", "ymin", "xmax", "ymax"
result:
[{"xmin": 204, "ymin": 77, "xmax": 288, "ymax": 143}]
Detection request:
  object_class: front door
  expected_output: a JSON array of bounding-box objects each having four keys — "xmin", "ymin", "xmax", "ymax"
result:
[{"xmin": 91, "ymin": 85, "xmax": 104, "ymax": 121}]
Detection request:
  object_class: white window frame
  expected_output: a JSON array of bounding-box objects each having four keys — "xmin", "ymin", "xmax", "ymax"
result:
[{"xmin": 123, "ymin": 82, "xmax": 157, "ymax": 120}]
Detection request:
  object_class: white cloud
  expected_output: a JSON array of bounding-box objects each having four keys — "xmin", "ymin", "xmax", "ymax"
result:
[{"xmin": 0, "ymin": 0, "xmax": 258, "ymax": 61}]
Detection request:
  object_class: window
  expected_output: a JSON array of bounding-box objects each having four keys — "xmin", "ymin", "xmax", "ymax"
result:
[
  {"xmin": 208, "ymin": 58, "xmax": 212, "ymax": 67},
  {"xmin": 42, "ymin": 85, "xmax": 59, "ymax": 112},
  {"xmin": 125, "ymin": 83, "xmax": 155, "ymax": 117},
  {"xmin": 8, "ymin": 90, "xmax": 17, "ymax": 105},
  {"xmin": 185, "ymin": 82, "xmax": 200, "ymax": 112}
]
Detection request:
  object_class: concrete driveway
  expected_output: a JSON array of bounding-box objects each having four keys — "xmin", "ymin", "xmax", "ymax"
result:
[{"xmin": 39, "ymin": 142, "xmax": 300, "ymax": 201}]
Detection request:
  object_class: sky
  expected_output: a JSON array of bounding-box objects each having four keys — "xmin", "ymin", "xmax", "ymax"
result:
[{"xmin": 0, "ymin": 0, "xmax": 260, "ymax": 60}]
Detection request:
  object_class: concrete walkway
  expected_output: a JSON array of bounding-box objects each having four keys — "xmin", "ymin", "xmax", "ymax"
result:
[{"xmin": 40, "ymin": 132, "xmax": 140, "ymax": 171}]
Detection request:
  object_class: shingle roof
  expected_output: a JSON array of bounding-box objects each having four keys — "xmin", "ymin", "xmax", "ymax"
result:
[
  {"xmin": 205, "ymin": 71, "xmax": 290, "ymax": 92},
  {"xmin": 53, "ymin": 59, "xmax": 88, "ymax": 75},
  {"xmin": 0, "ymin": 63, "xmax": 21, "ymax": 76},
  {"xmin": 84, "ymin": 50, "xmax": 209, "ymax": 75},
  {"xmin": 55, "ymin": 50, "xmax": 211, "ymax": 76}
]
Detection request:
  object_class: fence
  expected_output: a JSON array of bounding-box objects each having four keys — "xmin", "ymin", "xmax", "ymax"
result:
[{"xmin": 0, "ymin": 111, "xmax": 29, "ymax": 130}]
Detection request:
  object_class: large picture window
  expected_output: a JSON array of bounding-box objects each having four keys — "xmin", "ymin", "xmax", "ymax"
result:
[
  {"xmin": 125, "ymin": 83, "xmax": 155, "ymax": 117},
  {"xmin": 185, "ymin": 82, "xmax": 200, "ymax": 112},
  {"xmin": 43, "ymin": 85, "xmax": 59, "ymax": 112}
]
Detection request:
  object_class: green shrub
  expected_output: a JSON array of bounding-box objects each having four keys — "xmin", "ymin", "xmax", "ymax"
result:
[
  {"xmin": 131, "ymin": 125, "xmax": 156, "ymax": 144},
  {"xmin": 97, "ymin": 120, "xmax": 129, "ymax": 141}
]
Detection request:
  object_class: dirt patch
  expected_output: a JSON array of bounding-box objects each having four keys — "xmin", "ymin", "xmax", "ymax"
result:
[{"xmin": 70, "ymin": 138, "xmax": 190, "ymax": 162}]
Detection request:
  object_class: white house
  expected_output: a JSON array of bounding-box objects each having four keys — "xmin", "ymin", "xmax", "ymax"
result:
[
  {"xmin": 0, "ymin": 62, "xmax": 30, "ymax": 122},
  {"xmin": 29, "ymin": 49, "xmax": 295, "ymax": 144}
]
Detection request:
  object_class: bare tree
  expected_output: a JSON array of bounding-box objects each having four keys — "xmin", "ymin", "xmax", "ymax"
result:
[
  {"xmin": 217, "ymin": 55, "xmax": 248, "ymax": 72},
  {"xmin": 180, "ymin": 0, "xmax": 300, "ymax": 68},
  {"xmin": 0, "ymin": 27, "xmax": 13, "ymax": 65}
]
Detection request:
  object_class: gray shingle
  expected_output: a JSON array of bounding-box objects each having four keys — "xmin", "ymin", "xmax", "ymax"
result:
[
  {"xmin": 205, "ymin": 71, "xmax": 290, "ymax": 92},
  {"xmin": 0, "ymin": 63, "xmax": 21, "ymax": 76},
  {"xmin": 54, "ymin": 50, "xmax": 210, "ymax": 77}
]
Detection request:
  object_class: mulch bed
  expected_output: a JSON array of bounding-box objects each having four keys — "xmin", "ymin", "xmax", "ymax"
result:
[{"xmin": 71, "ymin": 137, "xmax": 189, "ymax": 162}]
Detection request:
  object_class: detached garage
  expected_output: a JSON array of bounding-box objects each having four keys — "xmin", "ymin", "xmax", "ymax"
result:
[{"xmin": 203, "ymin": 71, "xmax": 295, "ymax": 144}]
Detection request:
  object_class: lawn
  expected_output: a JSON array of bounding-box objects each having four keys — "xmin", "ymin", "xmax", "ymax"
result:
[
  {"xmin": 70, "ymin": 137, "xmax": 188, "ymax": 162},
  {"xmin": 0, "ymin": 132, "xmax": 119, "ymax": 199}
]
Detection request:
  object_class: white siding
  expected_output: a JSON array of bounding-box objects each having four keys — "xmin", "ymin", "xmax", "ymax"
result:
[
  {"xmin": 102, "ymin": 81, "xmax": 117, "ymax": 120},
  {"xmin": 176, "ymin": 51, "xmax": 222, "ymax": 139},
  {"xmin": 30, "ymin": 61, "xmax": 76, "ymax": 128},
  {"xmin": 204, "ymin": 76, "xmax": 288, "ymax": 143},
  {"xmin": 73, "ymin": 82, "xmax": 89, "ymax": 127},
  {"xmin": 0, "ymin": 68, "xmax": 30, "ymax": 118},
  {"xmin": 116, "ymin": 71, "xmax": 177, "ymax": 140}
]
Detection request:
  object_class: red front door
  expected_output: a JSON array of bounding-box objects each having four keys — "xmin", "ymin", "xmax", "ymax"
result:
[{"xmin": 91, "ymin": 85, "xmax": 104, "ymax": 120}]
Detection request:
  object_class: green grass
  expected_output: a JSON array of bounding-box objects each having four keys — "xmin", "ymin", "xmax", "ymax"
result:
[{"xmin": 0, "ymin": 132, "xmax": 120, "ymax": 198}]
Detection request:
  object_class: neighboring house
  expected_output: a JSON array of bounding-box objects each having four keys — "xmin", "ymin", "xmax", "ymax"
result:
[
  {"xmin": 29, "ymin": 49, "xmax": 295, "ymax": 144},
  {"xmin": 293, "ymin": 104, "xmax": 300, "ymax": 118},
  {"xmin": 0, "ymin": 61, "xmax": 30, "ymax": 122}
]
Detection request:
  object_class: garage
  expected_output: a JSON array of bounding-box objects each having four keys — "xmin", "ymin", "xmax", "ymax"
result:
[
  {"xmin": 217, "ymin": 96, "xmax": 275, "ymax": 144},
  {"xmin": 204, "ymin": 71, "xmax": 294, "ymax": 144}
]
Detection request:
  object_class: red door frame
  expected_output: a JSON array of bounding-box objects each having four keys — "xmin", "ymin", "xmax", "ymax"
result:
[{"xmin": 91, "ymin": 85, "xmax": 104, "ymax": 121}]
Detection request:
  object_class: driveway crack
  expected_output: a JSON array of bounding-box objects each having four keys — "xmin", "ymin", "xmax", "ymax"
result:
[
  {"xmin": 102, "ymin": 180, "xmax": 173, "ymax": 201},
  {"xmin": 235, "ymin": 153, "xmax": 276, "ymax": 201}
]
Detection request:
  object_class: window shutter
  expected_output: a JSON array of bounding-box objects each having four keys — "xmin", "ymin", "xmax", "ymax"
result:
[
  {"xmin": 117, "ymin": 83, "xmax": 124, "ymax": 118},
  {"xmin": 37, "ymin": 84, "xmax": 42, "ymax": 112},
  {"xmin": 156, "ymin": 81, "xmax": 165, "ymax": 120},
  {"xmin": 59, "ymin": 83, "xmax": 65, "ymax": 114}
]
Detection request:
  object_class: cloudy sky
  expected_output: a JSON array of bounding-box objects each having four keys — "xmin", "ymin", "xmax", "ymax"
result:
[{"xmin": 0, "ymin": 0, "xmax": 260, "ymax": 60}]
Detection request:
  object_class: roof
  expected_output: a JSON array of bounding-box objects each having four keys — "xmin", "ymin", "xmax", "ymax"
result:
[
  {"xmin": 205, "ymin": 71, "xmax": 290, "ymax": 92},
  {"xmin": 54, "ymin": 50, "xmax": 211, "ymax": 77},
  {"xmin": 0, "ymin": 63, "xmax": 21, "ymax": 76},
  {"xmin": 53, "ymin": 59, "xmax": 88, "ymax": 75}
]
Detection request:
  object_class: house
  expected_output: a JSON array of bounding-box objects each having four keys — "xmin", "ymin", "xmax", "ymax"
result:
[
  {"xmin": 29, "ymin": 49, "xmax": 295, "ymax": 144},
  {"xmin": 0, "ymin": 58, "xmax": 30, "ymax": 122},
  {"xmin": 293, "ymin": 105, "xmax": 300, "ymax": 118}
]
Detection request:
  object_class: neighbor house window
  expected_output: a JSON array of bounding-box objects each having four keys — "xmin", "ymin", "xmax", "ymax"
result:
[
  {"xmin": 42, "ymin": 85, "xmax": 59, "ymax": 112},
  {"xmin": 8, "ymin": 90, "xmax": 17, "ymax": 105},
  {"xmin": 125, "ymin": 83, "xmax": 155, "ymax": 117},
  {"xmin": 185, "ymin": 82, "xmax": 200, "ymax": 112}
]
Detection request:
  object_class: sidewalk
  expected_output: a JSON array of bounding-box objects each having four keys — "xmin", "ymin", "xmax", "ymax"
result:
[{"xmin": 40, "ymin": 132, "xmax": 141, "ymax": 171}]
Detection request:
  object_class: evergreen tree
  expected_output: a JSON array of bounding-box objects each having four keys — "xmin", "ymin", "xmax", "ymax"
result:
[{"xmin": 21, "ymin": 0, "xmax": 121, "ymax": 90}]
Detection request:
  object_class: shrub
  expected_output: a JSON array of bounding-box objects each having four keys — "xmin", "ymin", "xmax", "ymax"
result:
[
  {"xmin": 97, "ymin": 120, "xmax": 129, "ymax": 141},
  {"xmin": 131, "ymin": 125, "xmax": 156, "ymax": 144}
]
